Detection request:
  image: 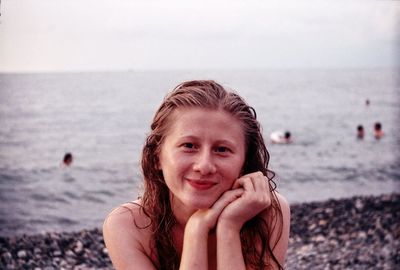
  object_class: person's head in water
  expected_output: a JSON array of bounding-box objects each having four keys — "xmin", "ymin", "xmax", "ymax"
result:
[
  {"xmin": 374, "ymin": 122, "xmax": 384, "ymax": 139},
  {"xmin": 284, "ymin": 131, "xmax": 291, "ymax": 142},
  {"xmin": 357, "ymin": 125, "xmax": 364, "ymax": 139},
  {"xmin": 63, "ymin": 153, "xmax": 73, "ymax": 166}
]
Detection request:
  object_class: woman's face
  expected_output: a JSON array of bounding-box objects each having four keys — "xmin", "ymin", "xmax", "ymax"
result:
[{"xmin": 158, "ymin": 107, "xmax": 246, "ymax": 212}]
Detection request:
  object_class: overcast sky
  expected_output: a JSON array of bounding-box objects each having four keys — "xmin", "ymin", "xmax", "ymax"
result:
[{"xmin": 0, "ymin": 0, "xmax": 399, "ymax": 72}]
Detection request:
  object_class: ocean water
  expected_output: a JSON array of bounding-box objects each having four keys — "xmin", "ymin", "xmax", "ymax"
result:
[{"xmin": 0, "ymin": 68, "xmax": 399, "ymax": 236}]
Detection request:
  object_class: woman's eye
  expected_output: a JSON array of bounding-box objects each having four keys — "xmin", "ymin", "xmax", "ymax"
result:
[
  {"xmin": 182, "ymin": 143, "xmax": 195, "ymax": 149},
  {"xmin": 215, "ymin": 146, "xmax": 230, "ymax": 153}
]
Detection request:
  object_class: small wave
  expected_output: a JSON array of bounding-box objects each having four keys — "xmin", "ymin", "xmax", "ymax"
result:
[
  {"xmin": 38, "ymin": 215, "xmax": 79, "ymax": 226},
  {"xmin": 62, "ymin": 176, "xmax": 76, "ymax": 183},
  {"xmin": 0, "ymin": 172, "xmax": 25, "ymax": 183},
  {"xmin": 0, "ymin": 221, "xmax": 26, "ymax": 236},
  {"xmin": 95, "ymin": 190, "xmax": 115, "ymax": 196},
  {"xmin": 30, "ymin": 193, "xmax": 69, "ymax": 204},
  {"xmin": 52, "ymin": 216, "xmax": 79, "ymax": 226},
  {"xmin": 31, "ymin": 168, "xmax": 55, "ymax": 175},
  {"xmin": 29, "ymin": 218, "xmax": 50, "ymax": 225},
  {"xmin": 82, "ymin": 193, "xmax": 105, "ymax": 204},
  {"xmin": 63, "ymin": 191, "xmax": 80, "ymax": 199}
]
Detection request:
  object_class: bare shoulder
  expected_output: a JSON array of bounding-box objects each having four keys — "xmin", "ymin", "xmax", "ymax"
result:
[
  {"xmin": 261, "ymin": 191, "xmax": 290, "ymax": 223},
  {"xmin": 103, "ymin": 199, "xmax": 156, "ymax": 269},
  {"xmin": 260, "ymin": 191, "xmax": 291, "ymax": 269},
  {"xmin": 105, "ymin": 199, "xmax": 151, "ymax": 229},
  {"xmin": 275, "ymin": 192, "xmax": 290, "ymax": 219}
]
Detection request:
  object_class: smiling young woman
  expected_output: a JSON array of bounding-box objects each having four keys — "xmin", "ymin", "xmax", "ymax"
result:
[{"xmin": 103, "ymin": 80, "xmax": 290, "ymax": 270}]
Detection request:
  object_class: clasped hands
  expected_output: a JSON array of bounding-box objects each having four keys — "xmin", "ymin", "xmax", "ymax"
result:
[{"xmin": 187, "ymin": 171, "xmax": 272, "ymax": 233}]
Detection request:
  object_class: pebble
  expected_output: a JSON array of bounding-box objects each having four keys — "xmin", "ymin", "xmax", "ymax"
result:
[
  {"xmin": 0, "ymin": 193, "xmax": 398, "ymax": 269},
  {"xmin": 17, "ymin": 250, "xmax": 27, "ymax": 259}
]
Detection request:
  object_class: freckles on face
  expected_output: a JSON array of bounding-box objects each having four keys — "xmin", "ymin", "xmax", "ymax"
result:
[{"xmin": 158, "ymin": 107, "xmax": 246, "ymax": 210}]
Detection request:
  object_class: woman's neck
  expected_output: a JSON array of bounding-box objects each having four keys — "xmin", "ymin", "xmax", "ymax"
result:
[{"xmin": 170, "ymin": 197, "xmax": 197, "ymax": 228}]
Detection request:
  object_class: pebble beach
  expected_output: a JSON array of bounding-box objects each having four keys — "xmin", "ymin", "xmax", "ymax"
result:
[{"xmin": 1, "ymin": 193, "xmax": 399, "ymax": 270}]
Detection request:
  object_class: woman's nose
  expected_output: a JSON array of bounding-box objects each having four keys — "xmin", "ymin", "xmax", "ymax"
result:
[{"xmin": 193, "ymin": 150, "xmax": 217, "ymax": 175}]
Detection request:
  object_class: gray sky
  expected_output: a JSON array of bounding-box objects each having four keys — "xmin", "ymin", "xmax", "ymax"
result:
[{"xmin": 0, "ymin": 0, "xmax": 399, "ymax": 72}]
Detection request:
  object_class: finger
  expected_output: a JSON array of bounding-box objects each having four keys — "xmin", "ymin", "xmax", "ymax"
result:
[
  {"xmin": 232, "ymin": 176, "xmax": 255, "ymax": 191},
  {"xmin": 232, "ymin": 178, "xmax": 241, "ymax": 189},
  {"xmin": 234, "ymin": 171, "xmax": 265, "ymax": 189},
  {"xmin": 211, "ymin": 188, "xmax": 244, "ymax": 213},
  {"xmin": 252, "ymin": 175, "xmax": 269, "ymax": 192}
]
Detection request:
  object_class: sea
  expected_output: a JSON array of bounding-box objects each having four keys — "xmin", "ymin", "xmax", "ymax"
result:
[{"xmin": 0, "ymin": 68, "xmax": 399, "ymax": 236}]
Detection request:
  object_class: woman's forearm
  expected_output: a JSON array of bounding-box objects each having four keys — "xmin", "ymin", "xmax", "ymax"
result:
[
  {"xmin": 216, "ymin": 221, "xmax": 246, "ymax": 270},
  {"xmin": 179, "ymin": 221, "xmax": 209, "ymax": 270}
]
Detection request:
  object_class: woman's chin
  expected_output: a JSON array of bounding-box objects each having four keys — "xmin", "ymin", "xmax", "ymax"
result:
[
  {"xmin": 182, "ymin": 197, "xmax": 216, "ymax": 210},
  {"xmin": 171, "ymin": 193, "xmax": 219, "ymax": 211}
]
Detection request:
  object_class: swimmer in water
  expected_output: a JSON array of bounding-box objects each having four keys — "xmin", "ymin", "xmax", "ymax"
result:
[
  {"xmin": 270, "ymin": 130, "xmax": 292, "ymax": 144},
  {"xmin": 374, "ymin": 122, "xmax": 384, "ymax": 139},
  {"xmin": 284, "ymin": 131, "xmax": 292, "ymax": 143},
  {"xmin": 357, "ymin": 125, "xmax": 364, "ymax": 139},
  {"xmin": 62, "ymin": 153, "xmax": 73, "ymax": 166}
]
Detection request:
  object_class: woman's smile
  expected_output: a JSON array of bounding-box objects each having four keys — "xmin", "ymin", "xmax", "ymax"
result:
[{"xmin": 186, "ymin": 178, "xmax": 218, "ymax": 190}]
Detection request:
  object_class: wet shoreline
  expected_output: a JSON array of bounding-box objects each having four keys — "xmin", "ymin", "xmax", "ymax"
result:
[{"xmin": 1, "ymin": 193, "xmax": 399, "ymax": 269}]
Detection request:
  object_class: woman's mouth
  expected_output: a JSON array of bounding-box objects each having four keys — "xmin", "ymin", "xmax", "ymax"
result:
[{"xmin": 186, "ymin": 179, "xmax": 216, "ymax": 190}]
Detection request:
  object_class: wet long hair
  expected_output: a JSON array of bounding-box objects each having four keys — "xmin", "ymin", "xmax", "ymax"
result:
[{"xmin": 140, "ymin": 80, "xmax": 284, "ymax": 269}]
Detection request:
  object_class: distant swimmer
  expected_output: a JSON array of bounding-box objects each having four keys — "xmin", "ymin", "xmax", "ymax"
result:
[
  {"xmin": 374, "ymin": 122, "xmax": 384, "ymax": 139},
  {"xmin": 62, "ymin": 153, "xmax": 73, "ymax": 166},
  {"xmin": 270, "ymin": 130, "xmax": 292, "ymax": 144},
  {"xmin": 357, "ymin": 125, "xmax": 364, "ymax": 139}
]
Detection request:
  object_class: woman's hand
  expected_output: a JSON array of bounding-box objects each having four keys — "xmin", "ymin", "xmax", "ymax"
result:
[
  {"xmin": 180, "ymin": 188, "xmax": 245, "ymax": 269},
  {"xmin": 186, "ymin": 188, "xmax": 244, "ymax": 232},
  {"xmin": 218, "ymin": 171, "xmax": 272, "ymax": 231},
  {"xmin": 185, "ymin": 171, "xmax": 271, "ymax": 233}
]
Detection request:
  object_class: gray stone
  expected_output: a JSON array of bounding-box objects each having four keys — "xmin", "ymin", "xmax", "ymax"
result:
[{"xmin": 17, "ymin": 250, "xmax": 27, "ymax": 259}]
